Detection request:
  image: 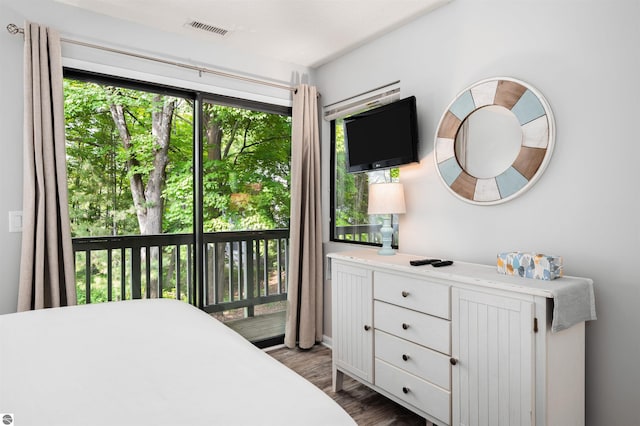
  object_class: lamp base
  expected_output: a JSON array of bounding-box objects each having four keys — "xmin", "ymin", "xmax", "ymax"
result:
[
  {"xmin": 377, "ymin": 217, "xmax": 396, "ymax": 256},
  {"xmin": 377, "ymin": 246, "xmax": 396, "ymax": 256}
]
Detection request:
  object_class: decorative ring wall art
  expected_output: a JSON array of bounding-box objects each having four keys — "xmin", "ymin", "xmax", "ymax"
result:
[{"xmin": 434, "ymin": 77, "xmax": 555, "ymax": 205}]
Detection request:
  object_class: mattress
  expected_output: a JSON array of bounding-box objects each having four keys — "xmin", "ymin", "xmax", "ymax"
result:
[{"xmin": 0, "ymin": 299, "xmax": 355, "ymax": 426}]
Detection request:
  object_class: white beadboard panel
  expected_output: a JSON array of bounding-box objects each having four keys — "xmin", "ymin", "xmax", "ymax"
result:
[
  {"xmin": 452, "ymin": 288, "xmax": 534, "ymax": 426},
  {"xmin": 521, "ymin": 115, "xmax": 549, "ymax": 149},
  {"xmin": 332, "ymin": 262, "xmax": 374, "ymax": 383}
]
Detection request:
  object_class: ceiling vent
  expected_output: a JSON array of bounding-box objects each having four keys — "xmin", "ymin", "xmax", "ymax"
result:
[{"xmin": 186, "ymin": 20, "xmax": 229, "ymax": 36}]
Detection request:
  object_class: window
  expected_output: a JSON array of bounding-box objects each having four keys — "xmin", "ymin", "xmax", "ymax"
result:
[
  {"xmin": 201, "ymin": 98, "xmax": 291, "ymax": 232},
  {"xmin": 330, "ymin": 116, "xmax": 400, "ymax": 248},
  {"xmin": 65, "ymin": 77, "xmax": 194, "ymax": 238},
  {"xmin": 200, "ymin": 97, "xmax": 292, "ymax": 328},
  {"xmin": 64, "ymin": 74, "xmax": 195, "ymax": 303},
  {"xmin": 64, "ymin": 70, "xmax": 292, "ymax": 346}
]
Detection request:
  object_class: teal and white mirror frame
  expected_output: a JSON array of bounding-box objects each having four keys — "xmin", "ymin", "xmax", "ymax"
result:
[{"xmin": 434, "ymin": 77, "xmax": 555, "ymax": 205}]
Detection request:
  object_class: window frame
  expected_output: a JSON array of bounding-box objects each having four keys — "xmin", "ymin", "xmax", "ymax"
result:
[{"xmin": 64, "ymin": 68, "xmax": 291, "ymax": 116}]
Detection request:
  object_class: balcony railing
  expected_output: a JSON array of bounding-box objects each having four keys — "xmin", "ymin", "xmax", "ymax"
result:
[
  {"xmin": 334, "ymin": 224, "xmax": 381, "ymax": 243},
  {"xmin": 201, "ymin": 230, "xmax": 289, "ymax": 317},
  {"xmin": 72, "ymin": 225, "xmax": 387, "ymax": 318},
  {"xmin": 333, "ymin": 223, "xmax": 399, "ymax": 246},
  {"xmin": 72, "ymin": 229, "xmax": 289, "ymax": 317}
]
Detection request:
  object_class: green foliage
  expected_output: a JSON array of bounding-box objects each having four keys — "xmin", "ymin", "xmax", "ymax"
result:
[
  {"xmin": 74, "ymin": 247, "xmax": 191, "ymax": 304},
  {"xmin": 334, "ymin": 119, "xmax": 369, "ymax": 226},
  {"xmin": 64, "ymin": 79, "xmax": 291, "ymax": 238},
  {"xmin": 65, "ymin": 79, "xmax": 137, "ymax": 236},
  {"xmin": 199, "ymin": 102, "xmax": 291, "ymax": 232},
  {"xmin": 65, "ymin": 79, "xmax": 292, "ymax": 304}
]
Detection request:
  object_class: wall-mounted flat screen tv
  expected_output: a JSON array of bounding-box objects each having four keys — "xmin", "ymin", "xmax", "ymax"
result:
[{"xmin": 344, "ymin": 96, "xmax": 419, "ymax": 173}]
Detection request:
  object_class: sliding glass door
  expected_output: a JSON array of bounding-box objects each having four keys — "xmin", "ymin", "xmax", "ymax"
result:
[
  {"xmin": 64, "ymin": 70, "xmax": 292, "ymax": 346},
  {"xmin": 199, "ymin": 98, "xmax": 291, "ymax": 345},
  {"xmin": 64, "ymin": 74, "xmax": 194, "ymax": 302}
]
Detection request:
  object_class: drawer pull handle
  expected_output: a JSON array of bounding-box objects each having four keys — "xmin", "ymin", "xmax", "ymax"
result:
[
  {"xmin": 450, "ymin": 357, "xmax": 458, "ymax": 366},
  {"xmin": 402, "ymin": 323, "xmax": 409, "ymax": 330},
  {"xmin": 401, "ymin": 291, "xmax": 409, "ymax": 298},
  {"xmin": 402, "ymin": 387, "xmax": 410, "ymax": 394},
  {"xmin": 402, "ymin": 354, "xmax": 410, "ymax": 361},
  {"xmin": 363, "ymin": 325, "xmax": 371, "ymax": 331}
]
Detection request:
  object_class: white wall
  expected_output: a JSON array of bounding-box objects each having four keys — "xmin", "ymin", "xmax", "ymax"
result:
[
  {"xmin": 0, "ymin": 0, "xmax": 311, "ymax": 314},
  {"xmin": 0, "ymin": 2, "xmax": 26, "ymax": 316},
  {"xmin": 316, "ymin": 0, "xmax": 639, "ymax": 425}
]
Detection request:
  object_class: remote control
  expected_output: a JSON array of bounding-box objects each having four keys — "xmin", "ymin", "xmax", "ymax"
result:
[
  {"xmin": 432, "ymin": 260, "xmax": 453, "ymax": 267},
  {"xmin": 409, "ymin": 258, "xmax": 440, "ymax": 266}
]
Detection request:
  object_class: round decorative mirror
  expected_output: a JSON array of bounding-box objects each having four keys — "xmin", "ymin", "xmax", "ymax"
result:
[{"xmin": 434, "ymin": 77, "xmax": 555, "ymax": 205}]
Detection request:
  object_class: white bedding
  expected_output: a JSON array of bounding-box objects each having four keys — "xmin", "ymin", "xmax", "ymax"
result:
[{"xmin": 0, "ymin": 299, "xmax": 355, "ymax": 426}]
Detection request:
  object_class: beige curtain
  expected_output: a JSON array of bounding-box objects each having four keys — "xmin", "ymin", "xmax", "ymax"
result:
[
  {"xmin": 284, "ymin": 84, "xmax": 323, "ymax": 349},
  {"xmin": 17, "ymin": 22, "xmax": 76, "ymax": 311}
]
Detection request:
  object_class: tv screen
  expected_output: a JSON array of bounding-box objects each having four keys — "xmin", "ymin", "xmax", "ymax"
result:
[{"xmin": 344, "ymin": 96, "xmax": 419, "ymax": 173}]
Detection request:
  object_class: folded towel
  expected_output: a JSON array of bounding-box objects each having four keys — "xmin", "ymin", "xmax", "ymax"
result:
[{"xmin": 550, "ymin": 279, "xmax": 597, "ymax": 332}]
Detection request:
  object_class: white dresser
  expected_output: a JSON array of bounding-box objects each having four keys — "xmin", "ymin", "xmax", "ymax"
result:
[{"xmin": 329, "ymin": 250, "xmax": 592, "ymax": 426}]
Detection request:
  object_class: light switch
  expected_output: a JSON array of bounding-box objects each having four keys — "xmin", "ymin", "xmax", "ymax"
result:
[{"xmin": 9, "ymin": 211, "xmax": 23, "ymax": 233}]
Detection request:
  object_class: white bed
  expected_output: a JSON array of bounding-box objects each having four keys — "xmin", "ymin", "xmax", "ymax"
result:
[{"xmin": 0, "ymin": 299, "xmax": 355, "ymax": 426}]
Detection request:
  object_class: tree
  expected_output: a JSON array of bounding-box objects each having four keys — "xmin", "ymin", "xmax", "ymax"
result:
[
  {"xmin": 200, "ymin": 102, "xmax": 291, "ymax": 231},
  {"xmin": 334, "ymin": 120, "xmax": 369, "ymax": 228},
  {"xmin": 65, "ymin": 79, "xmax": 291, "ymax": 238},
  {"xmin": 108, "ymin": 91, "xmax": 176, "ymax": 235},
  {"xmin": 65, "ymin": 77, "xmax": 292, "ymax": 305},
  {"xmin": 65, "ymin": 79, "xmax": 139, "ymax": 236}
]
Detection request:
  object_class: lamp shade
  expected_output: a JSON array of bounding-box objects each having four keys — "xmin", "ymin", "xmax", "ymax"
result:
[{"xmin": 368, "ymin": 183, "xmax": 406, "ymax": 215}]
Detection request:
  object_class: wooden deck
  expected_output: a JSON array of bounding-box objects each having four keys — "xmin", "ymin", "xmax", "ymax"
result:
[{"xmin": 224, "ymin": 310, "xmax": 286, "ymax": 343}]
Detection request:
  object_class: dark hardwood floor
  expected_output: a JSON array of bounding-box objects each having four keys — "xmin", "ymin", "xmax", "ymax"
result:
[{"xmin": 268, "ymin": 344, "xmax": 426, "ymax": 426}]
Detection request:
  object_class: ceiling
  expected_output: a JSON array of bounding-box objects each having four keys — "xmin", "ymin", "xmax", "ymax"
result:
[{"xmin": 53, "ymin": 0, "xmax": 450, "ymax": 68}]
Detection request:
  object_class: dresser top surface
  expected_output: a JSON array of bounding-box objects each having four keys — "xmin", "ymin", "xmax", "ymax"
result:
[{"xmin": 328, "ymin": 250, "xmax": 593, "ymax": 299}]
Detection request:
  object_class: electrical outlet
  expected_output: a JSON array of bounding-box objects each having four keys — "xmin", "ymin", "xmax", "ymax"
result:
[{"xmin": 8, "ymin": 211, "xmax": 22, "ymax": 233}]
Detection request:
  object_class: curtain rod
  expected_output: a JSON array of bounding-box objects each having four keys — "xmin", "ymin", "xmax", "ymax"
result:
[{"xmin": 6, "ymin": 23, "xmax": 296, "ymax": 93}]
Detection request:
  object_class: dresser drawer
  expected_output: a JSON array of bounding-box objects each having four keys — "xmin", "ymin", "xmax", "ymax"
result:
[
  {"xmin": 374, "ymin": 271, "xmax": 450, "ymax": 319},
  {"xmin": 375, "ymin": 330, "xmax": 450, "ymax": 390},
  {"xmin": 375, "ymin": 300, "xmax": 451, "ymax": 355},
  {"xmin": 375, "ymin": 359, "xmax": 451, "ymax": 425}
]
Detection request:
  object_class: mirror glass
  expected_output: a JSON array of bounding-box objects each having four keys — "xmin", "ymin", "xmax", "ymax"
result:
[{"xmin": 455, "ymin": 105, "xmax": 522, "ymax": 179}]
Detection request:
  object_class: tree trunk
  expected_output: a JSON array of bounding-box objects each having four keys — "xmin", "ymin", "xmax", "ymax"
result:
[
  {"xmin": 206, "ymin": 113, "xmax": 223, "ymax": 161},
  {"xmin": 109, "ymin": 94, "xmax": 176, "ymax": 298},
  {"xmin": 109, "ymin": 95, "xmax": 175, "ymax": 235},
  {"xmin": 145, "ymin": 94, "xmax": 175, "ymax": 234},
  {"xmin": 109, "ymin": 103, "xmax": 147, "ymax": 229},
  {"xmin": 203, "ymin": 108, "xmax": 227, "ymax": 306}
]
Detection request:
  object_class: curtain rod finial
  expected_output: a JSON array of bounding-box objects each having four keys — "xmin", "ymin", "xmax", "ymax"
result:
[{"xmin": 7, "ymin": 23, "xmax": 23, "ymax": 35}]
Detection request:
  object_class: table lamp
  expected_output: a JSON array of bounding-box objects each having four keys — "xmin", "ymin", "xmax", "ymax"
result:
[{"xmin": 368, "ymin": 182, "xmax": 406, "ymax": 255}]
